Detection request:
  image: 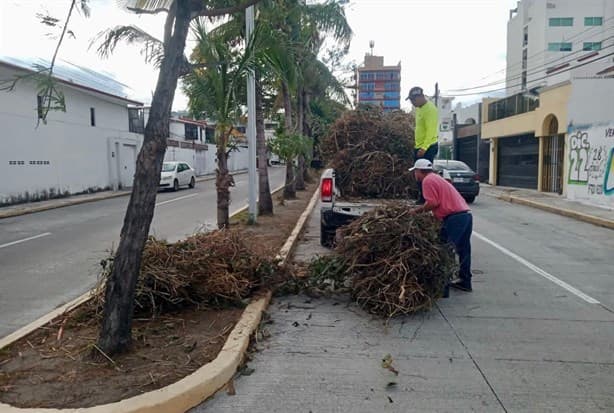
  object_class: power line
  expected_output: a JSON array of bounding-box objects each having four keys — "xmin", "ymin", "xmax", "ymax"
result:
[
  {"xmin": 446, "ymin": 29, "xmax": 614, "ymax": 93},
  {"xmin": 444, "ymin": 38, "xmax": 614, "ymax": 93},
  {"xmin": 445, "ymin": 51, "xmax": 614, "ymax": 97},
  {"xmin": 448, "ymin": 16, "xmax": 614, "ymax": 91}
]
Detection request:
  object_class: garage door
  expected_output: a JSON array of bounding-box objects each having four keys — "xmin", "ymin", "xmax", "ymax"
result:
[
  {"xmin": 497, "ymin": 134, "xmax": 538, "ymax": 189},
  {"xmin": 457, "ymin": 137, "xmax": 477, "ymax": 172}
]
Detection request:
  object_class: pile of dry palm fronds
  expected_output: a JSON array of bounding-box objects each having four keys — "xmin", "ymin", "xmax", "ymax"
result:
[
  {"xmin": 90, "ymin": 230, "xmax": 277, "ymax": 318},
  {"xmin": 300, "ymin": 203, "xmax": 457, "ymax": 317},
  {"xmin": 339, "ymin": 204, "xmax": 457, "ymax": 316},
  {"xmin": 321, "ymin": 107, "xmax": 417, "ymax": 199}
]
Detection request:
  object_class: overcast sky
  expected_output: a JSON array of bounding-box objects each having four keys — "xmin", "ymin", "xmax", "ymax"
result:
[{"xmin": 0, "ymin": 0, "xmax": 519, "ymax": 111}]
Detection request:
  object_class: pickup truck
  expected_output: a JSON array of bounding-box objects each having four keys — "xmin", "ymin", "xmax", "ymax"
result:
[{"xmin": 319, "ymin": 168, "xmax": 387, "ymax": 247}]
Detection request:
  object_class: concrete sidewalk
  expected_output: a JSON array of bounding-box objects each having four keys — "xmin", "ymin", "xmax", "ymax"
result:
[
  {"xmin": 192, "ymin": 201, "xmax": 614, "ymax": 413},
  {"xmin": 481, "ymin": 185, "xmax": 614, "ymax": 230},
  {"xmin": 0, "ymin": 171, "xmax": 246, "ymax": 220}
]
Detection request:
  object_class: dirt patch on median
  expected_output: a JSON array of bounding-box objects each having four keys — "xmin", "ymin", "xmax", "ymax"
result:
[{"xmin": 0, "ymin": 179, "xmax": 317, "ymax": 409}]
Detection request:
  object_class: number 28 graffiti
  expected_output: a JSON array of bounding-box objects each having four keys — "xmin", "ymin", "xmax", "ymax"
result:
[{"xmin": 569, "ymin": 128, "xmax": 614, "ymax": 197}]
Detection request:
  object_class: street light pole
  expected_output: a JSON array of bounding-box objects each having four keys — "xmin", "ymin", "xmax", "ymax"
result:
[{"xmin": 246, "ymin": 5, "xmax": 257, "ymax": 224}]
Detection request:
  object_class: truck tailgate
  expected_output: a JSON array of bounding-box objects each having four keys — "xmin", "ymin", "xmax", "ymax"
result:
[{"xmin": 332, "ymin": 201, "xmax": 383, "ymax": 217}]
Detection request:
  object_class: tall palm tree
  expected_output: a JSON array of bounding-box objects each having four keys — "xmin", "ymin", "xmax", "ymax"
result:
[
  {"xmin": 207, "ymin": 16, "xmax": 277, "ymax": 215},
  {"xmin": 184, "ymin": 19, "xmax": 262, "ymax": 228},
  {"xmin": 93, "ymin": 0, "xmax": 260, "ymax": 356},
  {"xmin": 266, "ymin": 0, "xmax": 352, "ymax": 193}
]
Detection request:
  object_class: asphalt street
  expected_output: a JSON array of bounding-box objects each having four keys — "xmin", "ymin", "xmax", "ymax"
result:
[
  {"xmin": 0, "ymin": 166, "xmax": 286, "ymax": 337},
  {"xmin": 194, "ymin": 194, "xmax": 614, "ymax": 413}
]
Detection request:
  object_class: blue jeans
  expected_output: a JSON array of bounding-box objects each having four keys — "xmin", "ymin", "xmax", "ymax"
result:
[
  {"xmin": 415, "ymin": 143, "xmax": 439, "ymax": 203},
  {"xmin": 441, "ymin": 212, "xmax": 473, "ymax": 283}
]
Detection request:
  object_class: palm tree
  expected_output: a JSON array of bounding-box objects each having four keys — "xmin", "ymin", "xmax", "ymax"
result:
[
  {"xmin": 206, "ymin": 14, "xmax": 280, "ymax": 215},
  {"xmin": 93, "ymin": 0, "xmax": 261, "ymax": 356},
  {"xmin": 184, "ymin": 19, "xmax": 262, "ymax": 228},
  {"xmin": 266, "ymin": 0, "xmax": 352, "ymax": 194}
]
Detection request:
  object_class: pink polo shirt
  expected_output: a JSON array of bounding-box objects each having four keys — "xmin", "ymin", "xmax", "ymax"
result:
[{"xmin": 422, "ymin": 173, "xmax": 470, "ymax": 221}]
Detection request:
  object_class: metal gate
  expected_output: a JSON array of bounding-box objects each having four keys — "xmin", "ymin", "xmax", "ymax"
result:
[
  {"xmin": 457, "ymin": 137, "xmax": 490, "ymax": 182},
  {"xmin": 457, "ymin": 137, "xmax": 477, "ymax": 172},
  {"xmin": 542, "ymin": 135, "xmax": 564, "ymax": 193},
  {"xmin": 478, "ymin": 139, "xmax": 490, "ymax": 183},
  {"xmin": 497, "ymin": 134, "xmax": 539, "ymax": 189}
]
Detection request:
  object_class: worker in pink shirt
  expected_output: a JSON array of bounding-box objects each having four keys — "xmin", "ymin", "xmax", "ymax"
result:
[{"xmin": 409, "ymin": 159, "xmax": 473, "ymax": 293}]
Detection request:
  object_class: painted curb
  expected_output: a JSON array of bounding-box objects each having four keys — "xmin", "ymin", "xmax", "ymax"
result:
[
  {"xmin": 0, "ymin": 292, "xmax": 93, "ymax": 351},
  {"xmin": 0, "ymin": 181, "xmax": 318, "ymax": 413},
  {"xmin": 276, "ymin": 184, "xmax": 321, "ymax": 265},
  {"xmin": 0, "ymin": 171, "xmax": 250, "ymax": 220},
  {"xmin": 497, "ymin": 194, "xmax": 614, "ymax": 230}
]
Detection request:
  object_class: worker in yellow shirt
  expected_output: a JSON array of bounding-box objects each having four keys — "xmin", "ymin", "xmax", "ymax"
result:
[{"xmin": 406, "ymin": 86, "xmax": 439, "ymax": 204}]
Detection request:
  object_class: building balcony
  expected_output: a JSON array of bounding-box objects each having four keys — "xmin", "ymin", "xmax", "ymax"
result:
[{"xmin": 487, "ymin": 93, "xmax": 539, "ymax": 122}]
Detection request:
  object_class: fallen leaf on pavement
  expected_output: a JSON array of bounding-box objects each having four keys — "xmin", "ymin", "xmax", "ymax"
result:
[{"xmin": 226, "ymin": 379, "xmax": 236, "ymax": 396}]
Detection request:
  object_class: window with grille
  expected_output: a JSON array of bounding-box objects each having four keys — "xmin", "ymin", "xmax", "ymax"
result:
[
  {"xmin": 128, "ymin": 108, "xmax": 144, "ymax": 133},
  {"xmin": 584, "ymin": 17, "xmax": 603, "ymax": 26},
  {"xmin": 184, "ymin": 123, "xmax": 198, "ymax": 140},
  {"xmin": 548, "ymin": 42, "xmax": 572, "ymax": 51},
  {"xmin": 549, "ymin": 17, "xmax": 573, "ymax": 26},
  {"xmin": 583, "ymin": 42, "xmax": 602, "ymax": 51}
]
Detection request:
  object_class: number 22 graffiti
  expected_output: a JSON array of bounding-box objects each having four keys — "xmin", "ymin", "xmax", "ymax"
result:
[{"xmin": 568, "ymin": 131, "xmax": 589, "ymax": 184}]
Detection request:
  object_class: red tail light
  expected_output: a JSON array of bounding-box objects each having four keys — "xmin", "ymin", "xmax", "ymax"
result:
[
  {"xmin": 321, "ymin": 178, "xmax": 333, "ymax": 202},
  {"xmin": 474, "ymin": 174, "xmax": 480, "ymax": 182}
]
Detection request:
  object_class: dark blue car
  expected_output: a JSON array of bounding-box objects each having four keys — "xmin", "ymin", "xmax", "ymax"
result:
[{"xmin": 433, "ymin": 160, "xmax": 480, "ymax": 204}]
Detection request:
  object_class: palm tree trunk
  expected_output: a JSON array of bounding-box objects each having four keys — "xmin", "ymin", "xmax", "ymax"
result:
[
  {"xmin": 302, "ymin": 89, "xmax": 312, "ymax": 181},
  {"xmin": 281, "ymin": 81, "xmax": 293, "ymax": 132},
  {"xmin": 283, "ymin": 157, "xmax": 296, "ymax": 199},
  {"xmin": 216, "ymin": 129, "xmax": 233, "ymax": 228},
  {"xmin": 295, "ymin": 85, "xmax": 305, "ymax": 190},
  {"xmin": 97, "ymin": 0, "xmax": 191, "ymax": 356},
  {"xmin": 281, "ymin": 81, "xmax": 296, "ymax": 198},
  {"xmin": 256, "ymin": 73, "xmax": 273, "ymax": 215}
]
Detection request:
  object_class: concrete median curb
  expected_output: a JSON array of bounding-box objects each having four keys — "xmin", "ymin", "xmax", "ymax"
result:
[
  {"xmin": 497, "ymin": 193, "xmax": 614, "ymax": 230},
  {"xmin": 0, "ymin": 182, "xmax": 321, "ymax": 413}
]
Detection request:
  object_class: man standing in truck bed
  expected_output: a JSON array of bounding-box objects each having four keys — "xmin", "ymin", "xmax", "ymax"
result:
[{"xmin": 407, "ymin": 86, "xmax": 439, "ymax": 204}]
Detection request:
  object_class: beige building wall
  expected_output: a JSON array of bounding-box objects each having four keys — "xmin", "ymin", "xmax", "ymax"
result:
[{"xmin": 480, "ymin": 82, "xmax": 572, "ymax": 191}]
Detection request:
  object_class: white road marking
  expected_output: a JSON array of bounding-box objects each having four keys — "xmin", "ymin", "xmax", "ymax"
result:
[
  {"xmin": 156, "ymin": 193, "xmax": 199, "ymax": 206},
  {"xmin": 473, "ymin": 231, "xmax": 600, "ymax": 305},
  {"xmin": 0, "ymin": 232, "xmax": 52, "ymax": 249}
]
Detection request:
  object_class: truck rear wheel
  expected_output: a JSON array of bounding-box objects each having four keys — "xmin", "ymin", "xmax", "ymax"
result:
[{"xmin": 320, "ymin": 223, "xmax": 335, "ymax": 248}]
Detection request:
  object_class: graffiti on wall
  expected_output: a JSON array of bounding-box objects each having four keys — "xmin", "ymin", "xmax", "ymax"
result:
[
  {"xmin": 567, "ymin": 125, "xmax": 614, "ymax": 207},
  {"xmin": 605, "ymin": 146, "xmax": 614, "ymax": 195}
]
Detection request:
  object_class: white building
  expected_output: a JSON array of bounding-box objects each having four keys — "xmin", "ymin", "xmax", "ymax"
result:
[
  {"xmin": 0, "ymin": 56, "xmax": 144, "ymax": 205},
  {"xmin": 506, "ymin": 0, "xmax": 613, "ymax": 94},
  {"xmin": 164, "ymin": 117, "xmax": 211, "ymax": 176}
]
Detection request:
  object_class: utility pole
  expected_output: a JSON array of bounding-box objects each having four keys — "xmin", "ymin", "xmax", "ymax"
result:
[
  {"xmin": 246, "ymin": 5, "xmax": 257, "ymax": 224},
  {"xmin": 434, "ymin": 82, "xmax": 439, "ymax": 108}
]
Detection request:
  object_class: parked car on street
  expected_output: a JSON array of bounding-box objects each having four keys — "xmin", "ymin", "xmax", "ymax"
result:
[
  {"xmin": 433, "ymin": 160, "xmax": 480, "ymax": 203},
  {"xmin": 159, "ymin": 161, "xmax": 196, "ymax": 191}
]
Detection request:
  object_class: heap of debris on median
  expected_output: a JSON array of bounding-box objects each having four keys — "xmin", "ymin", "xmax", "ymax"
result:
[
  {"xmin": 90, "ymin": 230, "xmax": 277, "ymax": 319},
  {"xmin": 320, "ymin": 107, "xmax": 417, "ymax": 199},
  {"xmin": 296, "ymin": 203, "xmax": 458, "ymax": 317}
]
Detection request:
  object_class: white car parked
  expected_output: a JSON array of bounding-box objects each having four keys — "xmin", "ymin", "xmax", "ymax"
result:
[{"xmin": 159, "ymin": 161, "xmax": 196, "ymax": 191}]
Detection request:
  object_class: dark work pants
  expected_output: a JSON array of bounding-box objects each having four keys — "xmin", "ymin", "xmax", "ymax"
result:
[
  {"xmin": 441, "ymin": 212, "xmax": 473, "ymax": 283},
  {"xmin": 415, "ymin": 142, "xmax": 439, "ymax": 203}
]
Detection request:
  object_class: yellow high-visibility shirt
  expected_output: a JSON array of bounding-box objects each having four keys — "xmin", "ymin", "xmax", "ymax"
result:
[{"xmin": 415, "ymin": 100, "xmax": 438, "ymax": 150}]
